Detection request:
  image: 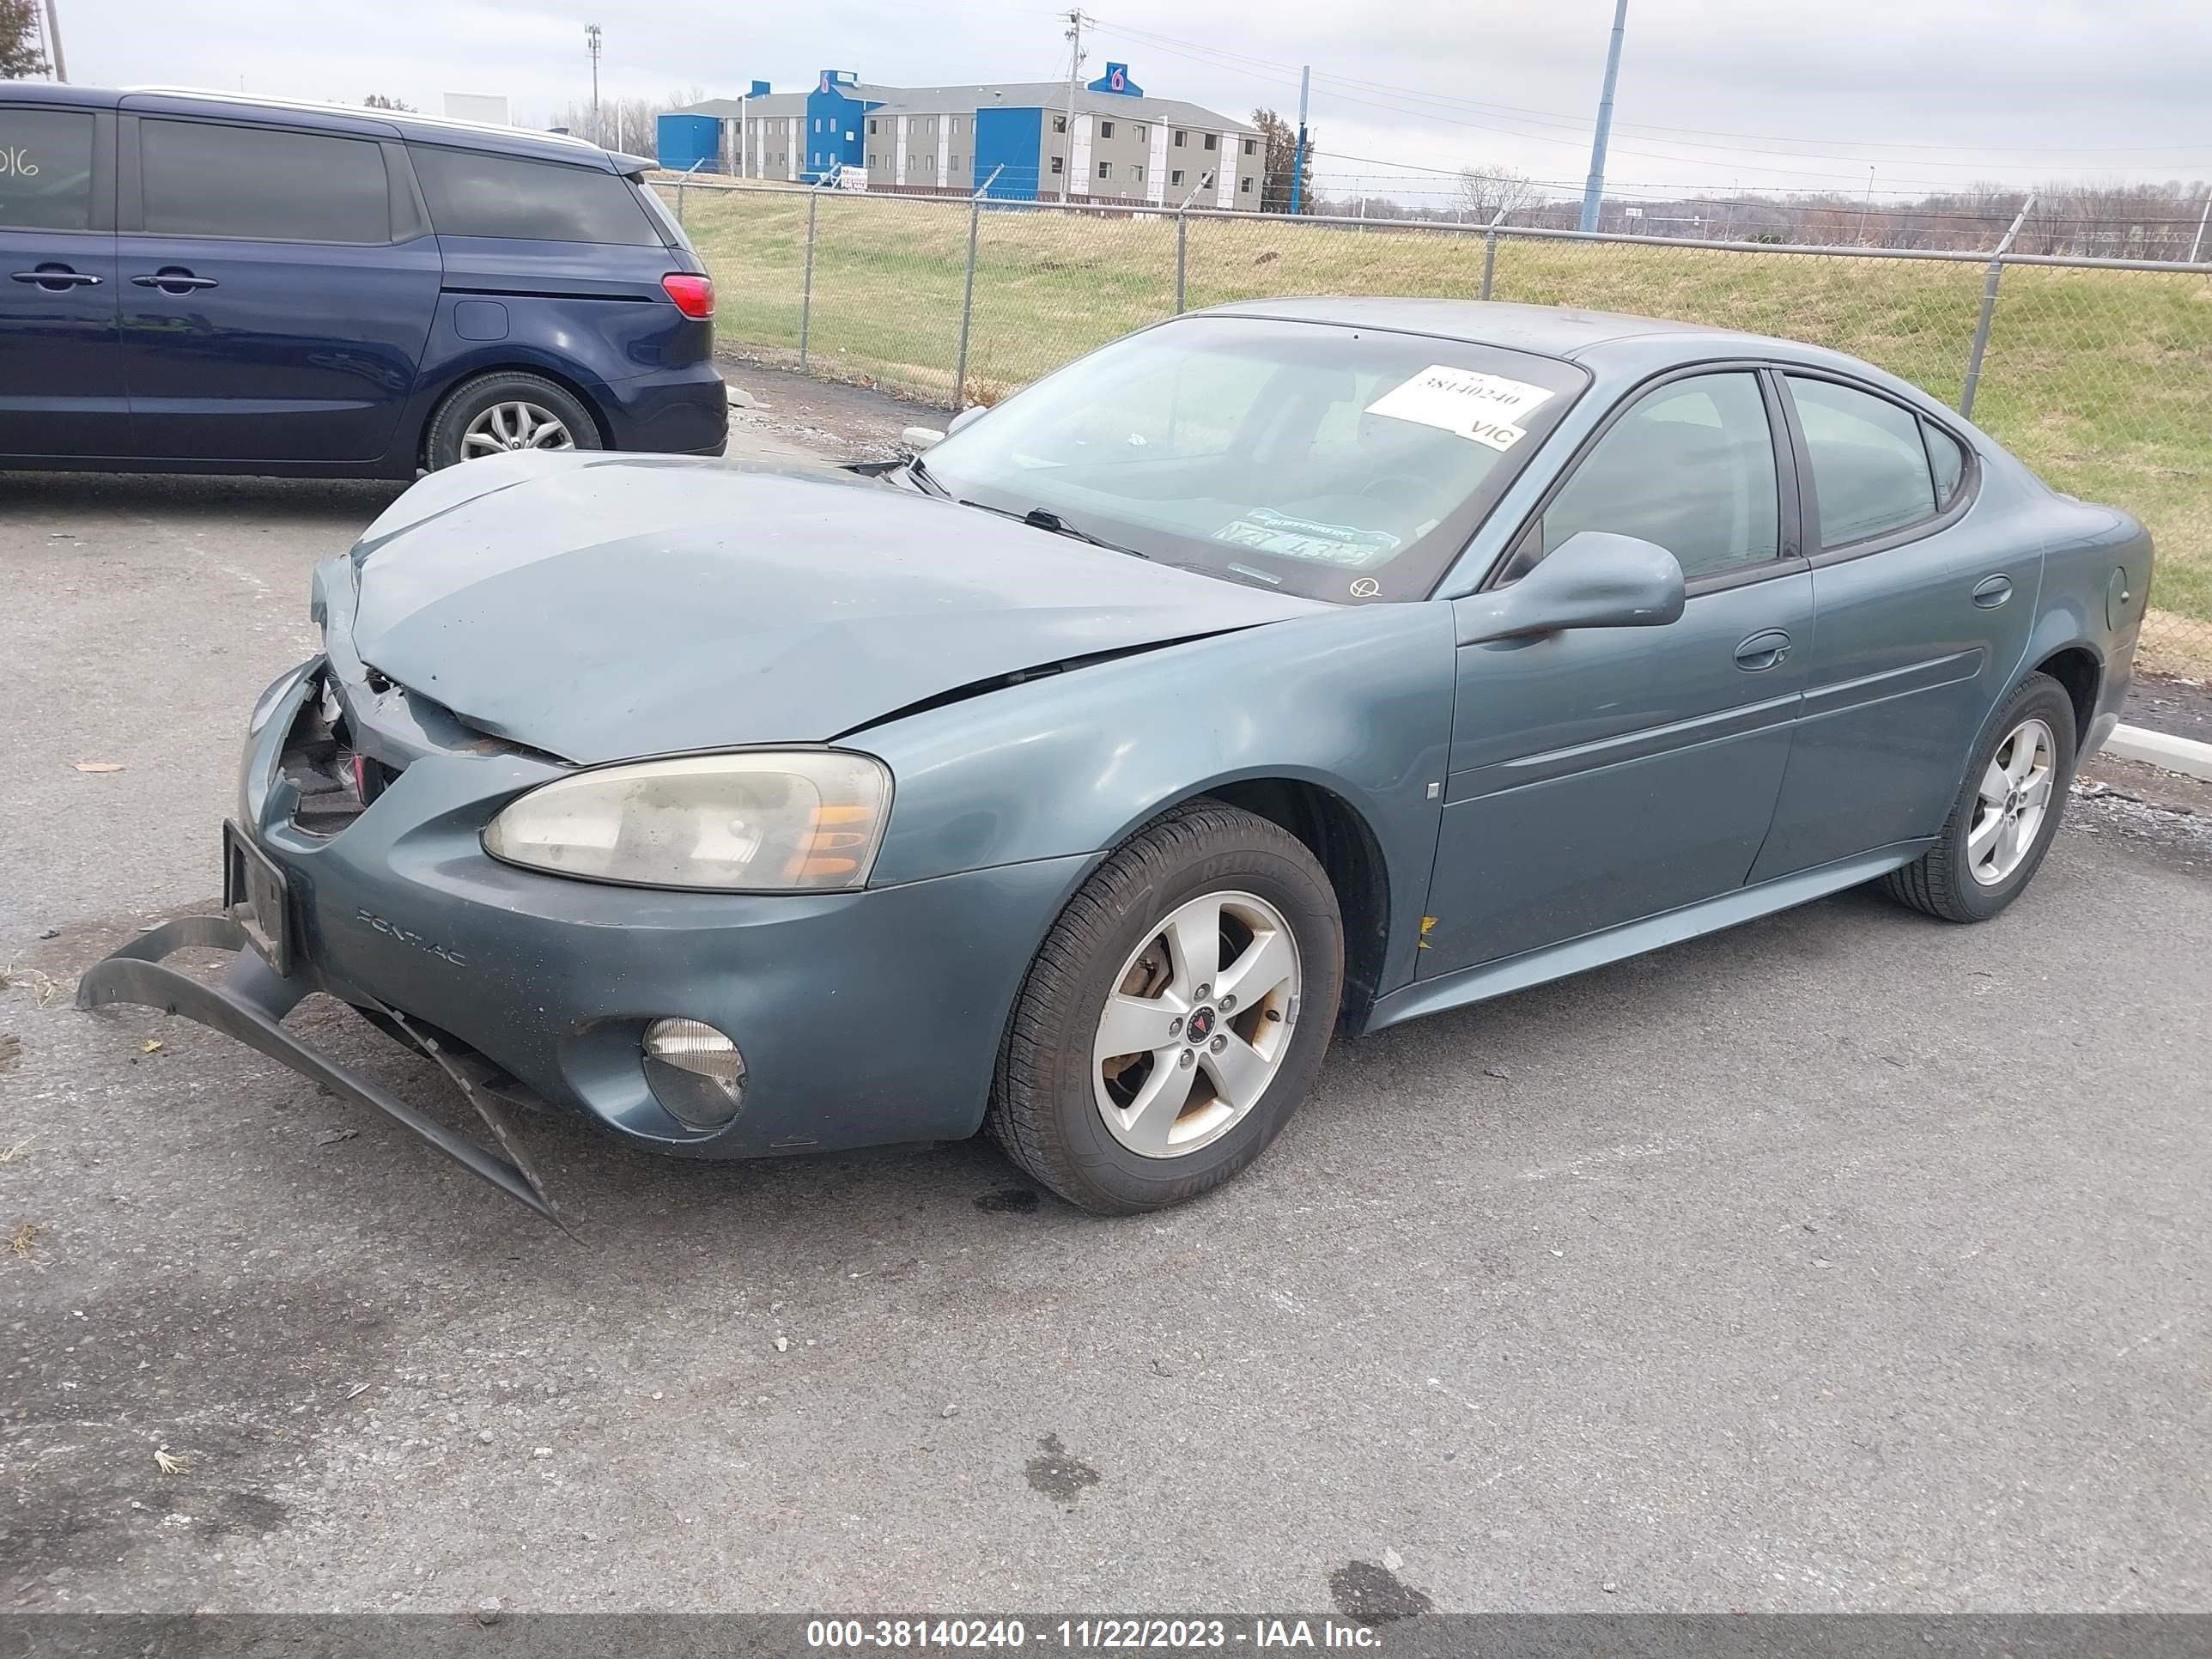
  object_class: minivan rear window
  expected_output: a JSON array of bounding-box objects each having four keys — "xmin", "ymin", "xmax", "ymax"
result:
[
  {"xmin": 411, "ymin": 148, "xmax": 662, "ymax": 246},
  {"xmin": 141, "ymin": 118, "xmax": 392, "ymax": 244}
]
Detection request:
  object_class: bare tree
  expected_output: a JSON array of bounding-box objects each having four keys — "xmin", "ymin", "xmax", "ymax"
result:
[
  {"xmin": 1, "ymin": 0, "xmax": 48, "ymax": 80},
  {"xmin": 362, "ymin": 94, "xmax": 417, "ymax": 112},
  {"xmin": 1455, "ymin": 165, "xmax": 1544, "ymax": 224},
  {"xmin": 550, "ymin": 86, "xmax": 707, "ymax": 150}
]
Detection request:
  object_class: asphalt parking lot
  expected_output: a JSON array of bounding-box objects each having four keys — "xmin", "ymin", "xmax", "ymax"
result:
[{"xmin": 2, "ymin": 436, "xmax": 2209, "ymax": 1615}]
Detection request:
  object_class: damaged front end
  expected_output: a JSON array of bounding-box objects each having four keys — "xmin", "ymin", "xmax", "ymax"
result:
[{"xmin": 76, "ymin": 637, "xmax": 574, "ymax": 1223}]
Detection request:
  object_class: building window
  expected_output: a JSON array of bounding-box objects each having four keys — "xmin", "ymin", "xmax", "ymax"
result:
[
  {"xmin": 868, "ymin": 118, "xmax": 878, "ymax": 135},
  {"xmin": 1099, "ymin": 119, "xmax": 1114, "ymax": 138},
  {"xmin": 1134, "ymin": 124, "xmax": 1147, "ymax": 142},
  {"xmin": 1050, "ymin": 155, "xmax": 1064, "ymax": 175},
  {"xmin": 1054, "ymin": 114, "xmax": 1066, "ymax": 133},
  {"xmin": 950, "ymin": 154, "xmax": 961, "ymax": 171},
  {"xmin": 1097, "ymin": 160, "xmax": 1111, "ymax": 179},
  {"xmin": 1132, "ymin": 164, "xmax": 1145, "ymax": 183},
  {"xmin": 1204, "ymin": 133, "xmax": 1218, "ymax": 151},
  {"xmin": 951, "ymin": 117, "xmax": 962, "ymax": 135},
  {"xmin": 868, "ymin": 153, "xmax": 878, "ymax": 167},
  {"xmin": 1170, "ymin": 167, "xmax": 1183, "ymax": 187},
  {"xmin": 1243, "ymin": 137, "xmax": 1256, "ymax": 155},
  {"xmin": 1240, "ymin": 175, "xmax": 1253, "ymax": 192},
  {"xmin": 1173, "ymin": 129, "xmax": 1187, "ymax": 147},
  {"xmin": 910, "ymin": 155, "xmax": 921, "ymax": 171},
  {"xmin": 927, "ymin": 154, "xmax": 937, "ymax": 173}
]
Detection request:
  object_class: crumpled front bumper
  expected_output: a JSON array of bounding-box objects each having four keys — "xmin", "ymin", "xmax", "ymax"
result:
[{"xmin": 76, "ymin": 655, "xmax": 1092, "ymax": 1219}]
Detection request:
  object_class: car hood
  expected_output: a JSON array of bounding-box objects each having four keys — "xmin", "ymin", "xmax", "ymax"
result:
[{"xmin": 339, "ymin": 453, "xmax": 1322, "ymax": 763}]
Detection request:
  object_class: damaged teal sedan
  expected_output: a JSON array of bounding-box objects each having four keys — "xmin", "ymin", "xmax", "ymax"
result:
[{"xmin": 79, "ymin": 301, "xmax": 2153, "ymax": 1218}]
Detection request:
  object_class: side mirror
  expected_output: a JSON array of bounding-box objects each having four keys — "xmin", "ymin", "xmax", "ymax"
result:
[
  {"xmin": 1455, "ymin": 531, "xmax": 1685, "ymax": 645},
  {"xmin": 947, "ymin": 404, "xmax": 988, "ymax": 437}
]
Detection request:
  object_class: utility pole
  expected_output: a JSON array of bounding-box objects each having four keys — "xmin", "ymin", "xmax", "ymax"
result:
[
  {"xmin": 1578, "ymin": 0, "xmax": 1629, "ymax": 233},
  {"xmin": 1288, "ymin": 64, "xmax": 1310, "ymax": 216},
  {"xmin": 1858, "ymin": 165, "xmax": 1875, "ymax": 244},
  {"xmin": 2191, "ymin": 191, "xmax": 2211, "ymax": 264},
  {"xmin": 586, "ymin": 24, "xmax": 603, "ymax": 148},
  {"xmin": 1060, "ymin": 9, "xmax": 1085, "ymax": 204},
  {"xmin": 40, "ymin": 0, "xmax": 66, "ymax": 81}
]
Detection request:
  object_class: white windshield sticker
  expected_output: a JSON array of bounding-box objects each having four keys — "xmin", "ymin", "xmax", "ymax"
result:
[
  {"xmin": 1366, "ymin": 365, "xmax": 1553, "ymax": 447},
  {"xmin": 1212, "ymin": 509, "xmax": 1401, "ymax": 568}
]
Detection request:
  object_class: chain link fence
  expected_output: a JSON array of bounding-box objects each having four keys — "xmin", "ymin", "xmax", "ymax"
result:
[{"xmin": 662, "ymin": 178, "xmax": 2212, "ymax": 673}]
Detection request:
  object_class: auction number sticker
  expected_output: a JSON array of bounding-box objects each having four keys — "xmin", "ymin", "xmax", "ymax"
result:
[{"xmin": 1366, "ymin": 364, "xmax": 1554, "ymax": 451}]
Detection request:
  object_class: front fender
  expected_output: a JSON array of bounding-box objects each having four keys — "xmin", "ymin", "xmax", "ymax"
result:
[{"xmin": 860, "ymin": 603, "xmax": 1460, "ymax": 1000}]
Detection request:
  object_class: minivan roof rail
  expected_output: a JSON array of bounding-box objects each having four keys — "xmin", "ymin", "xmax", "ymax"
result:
[{"xmin": 118, "ymin": 87, "xmax": 608, "ymax": 154}]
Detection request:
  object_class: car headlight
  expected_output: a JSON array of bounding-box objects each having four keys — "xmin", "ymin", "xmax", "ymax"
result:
[{"xmin": 483, "ymin": 750, "xmax": 890, "ymax": 891}]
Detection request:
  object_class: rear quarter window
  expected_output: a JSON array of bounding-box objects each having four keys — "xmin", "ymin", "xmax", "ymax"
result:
[{"xmin": 411, "ymin": 147, "xmax": 661, "ymax": 245}]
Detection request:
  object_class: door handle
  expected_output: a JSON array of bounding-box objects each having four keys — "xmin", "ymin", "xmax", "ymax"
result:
[
  {"xmin": 131, "ymin": 270, "xmax": 219, "ymax": 293},
  {"xmin": 1972, "ymin": 574, "xmax": 2013, "ymax": 608},
  {"xmin": 1734, "ymin": 629, "xmax": 1792, "ymax": 672},
  {"xmin": 11, "ymin": 267, "xmax": 102, "ymax": 288}
]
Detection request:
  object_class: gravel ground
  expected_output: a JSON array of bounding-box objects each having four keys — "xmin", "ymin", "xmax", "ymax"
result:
[{"xmin": 2, "ymin": 425, "xmax": 2208, "ymax": 1617}]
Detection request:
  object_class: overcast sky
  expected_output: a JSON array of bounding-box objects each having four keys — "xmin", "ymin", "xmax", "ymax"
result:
[{"xmin": 48, "ymin": 0, "xmax": 2212, "ymax": 205}]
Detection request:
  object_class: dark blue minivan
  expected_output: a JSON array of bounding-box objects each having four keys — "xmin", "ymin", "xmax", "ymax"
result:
[{"xmin": 0, "ymin": 84, "xmax": 726, "ymax": 475}]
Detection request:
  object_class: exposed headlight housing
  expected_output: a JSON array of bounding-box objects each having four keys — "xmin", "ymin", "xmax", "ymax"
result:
[{"xmin": 483, "ymin": 750, "xmax": 890, "ymax": 891}]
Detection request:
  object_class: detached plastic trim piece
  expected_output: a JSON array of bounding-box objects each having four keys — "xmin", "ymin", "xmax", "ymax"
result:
[{"xmin": 75, "ymin": 916, "xmax": 558, "ymax": 1221}]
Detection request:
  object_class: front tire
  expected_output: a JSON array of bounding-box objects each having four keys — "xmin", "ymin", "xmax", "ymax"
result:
[
  {"xmin": 1881, "ymin": 672, "xmax": 2075, "ymax": 922},
  {"xmin": 424, "ymin": 372, "xmax": 603, "ymax": 471},
  {"xmin": 988, "ymin": 800, "xmax": 1344, "ymax": 1214}
]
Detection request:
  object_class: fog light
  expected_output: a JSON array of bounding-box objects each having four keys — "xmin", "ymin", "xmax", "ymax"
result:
[{"xmin": 642, "ymin": 1018, "xmax": 746, "ymax": 1130}]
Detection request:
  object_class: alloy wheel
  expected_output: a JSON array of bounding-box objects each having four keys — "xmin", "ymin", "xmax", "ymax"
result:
[
  {"xmin": 1968, "ymin": 717, "xmax": 2056, "ymax": 886},
  {"xmin": 461, "ymin": 400, "xmax": 574, "ymax": 459},
  {"xmin": 1092, "ymin": 890, "xmax": 1303, "ymax": 1158}
]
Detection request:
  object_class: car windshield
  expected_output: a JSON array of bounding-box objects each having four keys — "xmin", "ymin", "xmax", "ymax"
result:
[{"xmin": 919, "ymin": 315, "xmax": 1589, "ymax": 603}]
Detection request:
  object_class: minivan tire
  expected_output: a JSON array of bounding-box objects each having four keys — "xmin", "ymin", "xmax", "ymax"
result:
[{"xmin": 424, "ymin": 372, "xmax": 604, "ymax": 471}]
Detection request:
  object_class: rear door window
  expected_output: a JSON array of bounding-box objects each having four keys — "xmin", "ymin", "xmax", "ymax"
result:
[
  {"xmin": 0, "ymin": 107, "xmax": 98, "ymax": 231},
  {"xmin": 140, "ymin": 118, "xmax": 391, "ymax": 243},
  {"xmin": 411, "ymin": 147, "xmax": 661, "ymax": 245},
  {"xmin": 1785, "ymin": 375, "xmax": 1939, "ymax": 548}
]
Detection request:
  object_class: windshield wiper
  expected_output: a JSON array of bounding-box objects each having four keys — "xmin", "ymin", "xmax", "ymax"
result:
[
  {"xmin": 906, "ymin": 455, "xmax": 951, "ymax": 497},
  {"xmin": 958, "ymin": 499, "xmax": 1148, "ymax": 559}
]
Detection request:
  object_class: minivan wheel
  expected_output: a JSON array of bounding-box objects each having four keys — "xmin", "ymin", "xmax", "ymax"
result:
[
  {"xmin": 987, "ymin": 799, "xmax": 1344, "ymax": 1215},
  {"xmin": 1880, "ymin": 671, "xmax": 2077, "ymax": 923},
  {"xmin": 425, "ymin": 373, "xmax": 603, "ymax": 471}
]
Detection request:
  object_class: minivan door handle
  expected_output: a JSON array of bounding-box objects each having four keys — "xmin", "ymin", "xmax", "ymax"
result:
[
  {"xmin": 1972, "ymin": 574, "xmax": 2013, "ymax": 608},
  {"xmin": 1734, "ymin": 629, "xmax": 1793, "ymax": 672},
  {"xmin": 12, "ymin": 266, "xmax": 102, "ymax": 288},
  {"xmin": 131, "ymin": 270, "xmax": 219, "ymax": 293}
]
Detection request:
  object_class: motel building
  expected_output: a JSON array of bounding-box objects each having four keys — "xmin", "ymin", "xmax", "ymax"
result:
[{"xmin": 659, "ymin": 64, "xmax": 1264, "ymax": 210}]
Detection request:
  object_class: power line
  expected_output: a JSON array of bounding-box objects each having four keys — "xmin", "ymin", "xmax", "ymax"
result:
[{"xmin": 1083, "ymin": 14, "xmax": 2212, "ymax": 175}]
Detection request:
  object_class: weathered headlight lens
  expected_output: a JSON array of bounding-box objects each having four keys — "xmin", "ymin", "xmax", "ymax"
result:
[{"xmin": 483, "ymin": 751, "xmax": 890, "ymax": 891}]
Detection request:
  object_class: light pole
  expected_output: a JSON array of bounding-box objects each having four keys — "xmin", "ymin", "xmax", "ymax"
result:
[
  {"xmin": 40, "ymin": 0, "xmax": 66, "ymax": 81},
  {"xmin": 586, "ymin": 24, "xmax": 602, "ymax": 148},
  {"xmin": 1858, "ymin": 165, "xmax": 1875, "ymax": 244},
  {"xmin": 1578, "ymin": 0, "xmax": 1629, "ymax": 233}
]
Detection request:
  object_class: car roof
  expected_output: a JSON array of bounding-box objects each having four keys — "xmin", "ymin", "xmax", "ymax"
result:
[
  {"xmin": 0, "ymin": 82, "xmax": 630, "ymax": 172},
  {"xmin": 1188, "ymin": 295, "xmax": 1952, "ymax": 413}
]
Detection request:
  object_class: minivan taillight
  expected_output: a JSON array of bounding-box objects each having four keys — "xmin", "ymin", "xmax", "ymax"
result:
[{"xmin": 661, "ymin": 272, "xmax": 714, "ymax": 319}]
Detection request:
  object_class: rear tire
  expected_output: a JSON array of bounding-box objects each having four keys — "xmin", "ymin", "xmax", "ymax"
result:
[
  {"xmin": 1881, "ymin": 672, "xmax": 2075, "ymax": 923},
  {"xmin": 988, "ymin": 799, "xmax": 1344, "ymax": 1215},
  {"xmin": 424, "ymin": 372, "xmax": 602, "ymax": 471}
]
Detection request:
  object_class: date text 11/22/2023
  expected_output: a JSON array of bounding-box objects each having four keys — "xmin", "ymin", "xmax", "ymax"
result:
[{"xmin": 804, "ymin": 1619, "xmax": 1386, "ymax": 1650}]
